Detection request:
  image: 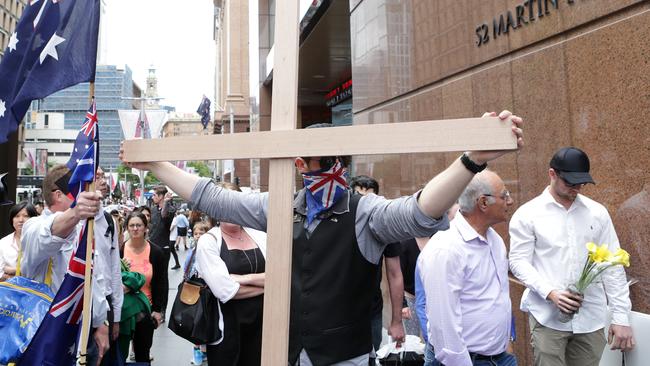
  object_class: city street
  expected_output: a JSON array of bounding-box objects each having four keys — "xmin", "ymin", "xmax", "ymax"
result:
[{"xmin": 150, "ymin": 249, "xmax": 195, "ymax": 365}]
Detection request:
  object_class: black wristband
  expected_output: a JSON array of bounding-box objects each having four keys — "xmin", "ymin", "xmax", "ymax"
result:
[{"xmin": 460, "ymin": 153, "xmax": 487, "ymax": 174}]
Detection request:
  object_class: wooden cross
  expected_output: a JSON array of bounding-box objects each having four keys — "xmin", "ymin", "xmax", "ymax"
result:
[{"xmin": 122, "ymin": 1, "xmax": 516, "ymax": 364}]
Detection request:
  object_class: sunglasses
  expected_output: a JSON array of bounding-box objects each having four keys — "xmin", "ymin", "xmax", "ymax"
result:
[{"xmin": 557, "ymin": 174, "xmax": 584, "ymax": 188}]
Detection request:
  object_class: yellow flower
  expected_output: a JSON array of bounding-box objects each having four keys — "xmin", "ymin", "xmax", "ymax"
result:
[
  {"xmin": 608, "ymin": 248, "xmax": 631, "ymax": 267},
  {"xmin": 589, "ymin": 244, "xmax": 612, "ymax": 263},
  {"xmin": 586, "ymin": 242, "xmax": 597, "ymax": 253}
]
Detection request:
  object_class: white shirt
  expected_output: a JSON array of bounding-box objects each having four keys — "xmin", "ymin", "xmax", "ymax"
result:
[
  {"xmin": 0, "ymin": 232, "xmax": 19, "ymax": 278},
  {"xmin": 419, "ymin": 214, "xmax": 511, "ymax": 366},
  {"xmin": 20, "ymin": 208, "xmax": 123, "ymax": 326},
  {"xmin": 509, "ymin": 187, "xmax": 631, "ymax": 333},
  {"xmin": 194, "ymin": 226, "xmax": 267, "ymax": 345},
  {"xmin": 94, "ymin": 213, "xmax": 124, "ymax": 322},
  {"xmin": 169, "ymin": 216, "xmax": 178, "ymax": 241}
]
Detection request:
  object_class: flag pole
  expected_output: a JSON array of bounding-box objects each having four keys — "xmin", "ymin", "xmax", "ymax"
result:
[{"xmin": 78, "ymin": 82, "xmax": 96, "ymax": 365}]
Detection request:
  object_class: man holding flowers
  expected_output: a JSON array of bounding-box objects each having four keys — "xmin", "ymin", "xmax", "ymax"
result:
[{"xmin": 509, "ymin": 147, "xmax": 635, "ymax": 366}]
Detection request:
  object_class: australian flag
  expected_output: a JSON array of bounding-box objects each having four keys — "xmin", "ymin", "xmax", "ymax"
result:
[
  {"xmin": 66, "ymin": 99, "xmax": 99, "ymax": 208},
  {"xmin": 20, "ymin": 220, "xmax": 92, "ymax": 365},
  {"xmin": 196, "ymin": 95, "xmax": 211, "ymax": 129},
  {"xmin": 302, "ymin": 160, "xmax": 349, "ymax": 224},
  {"xmin": 0, "ymin": 0, "xmax": 100, "ymax": 143}
]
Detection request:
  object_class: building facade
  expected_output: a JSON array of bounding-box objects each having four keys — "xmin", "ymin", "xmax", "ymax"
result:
[
  {"xmin": 0, "ymin": 0, "xmax": 26, "ymax": 59},
  {"xmin": 162, "ymin": 112, "xmax": 212, "ymax": 138},
  {"xmin": 22, "ymin": 112, "xmax": 77, "ymax": 167},
  {"xmin": 33, "ymin": 64, "xmax": 138, "ymax": 171},
  {"xmin": 252, "ymin": 1, "xmax": 650, "ymax": 363},
  {"xmin": 214, "ymin": 0, "xmax": 251, "ymax": 187}
]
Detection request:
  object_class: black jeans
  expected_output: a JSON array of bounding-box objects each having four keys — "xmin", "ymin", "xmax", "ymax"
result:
[{"xmin": 166, "ymin": 241, "xmax": 180, "ymax": 268}]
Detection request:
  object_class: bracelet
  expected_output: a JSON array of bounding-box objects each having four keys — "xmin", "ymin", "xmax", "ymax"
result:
[{"xmin": 460, "ymin": 153, "xmax": 487, "ymax": 174}]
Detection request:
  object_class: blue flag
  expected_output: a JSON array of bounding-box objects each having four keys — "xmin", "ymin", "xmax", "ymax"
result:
[
  {"xmin": 196, "ymin": 95, "xmax": 211, "ymax": 129},
  {"xmin": 0, "ymin": 0, "xmax": 100, "ymax": 143},
  {"xmin": 66, "ymin": 100, "xmax": 98, "ymax": 208},
  {"xmin": 20, "ymin": 220, "xmax": 92, "ymax": 366}
]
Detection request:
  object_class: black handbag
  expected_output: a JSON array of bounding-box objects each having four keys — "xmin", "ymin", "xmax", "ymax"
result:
[
  {"xmin": 378, "ymin": 351, "xmax": 424, "ymax": 366},
  {"xmin": 168, "ymin": 246, "xmax": 222, "ymax": 344}
]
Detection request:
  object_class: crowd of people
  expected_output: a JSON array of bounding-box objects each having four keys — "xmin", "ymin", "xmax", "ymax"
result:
[{"xmin": 0, "ymin": 110, "xmax": 638, "ymax": 366}]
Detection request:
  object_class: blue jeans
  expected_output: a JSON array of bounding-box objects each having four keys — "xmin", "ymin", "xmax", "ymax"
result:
[{"xmin": 424, "ymin": 342, "xmax": 517, "ymax": 366}]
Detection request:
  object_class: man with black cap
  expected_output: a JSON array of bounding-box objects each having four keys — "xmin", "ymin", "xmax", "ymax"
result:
[{"xmin": 509, "ymin": 147, "xmax": 635, "ymax": 366}]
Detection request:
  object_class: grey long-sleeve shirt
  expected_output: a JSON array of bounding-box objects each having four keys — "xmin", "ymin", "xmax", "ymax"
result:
[{"xmin": 190, "ymin": 178, "xmax": 449, "ymax": 264}]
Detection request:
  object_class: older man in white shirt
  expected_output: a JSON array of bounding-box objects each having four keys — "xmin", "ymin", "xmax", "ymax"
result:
[
  {"xmin": 509, "ymin": 147, "xmax": 635, "ymax": 366},
  {"xmin": 419, "ymin": 170, "xmax": 516, "ymax": 366}
]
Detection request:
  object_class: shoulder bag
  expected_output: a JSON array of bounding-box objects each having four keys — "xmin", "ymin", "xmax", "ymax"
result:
[{"xmin": 168, "ymin": 233, "xmax": 222, "ymax": 344}]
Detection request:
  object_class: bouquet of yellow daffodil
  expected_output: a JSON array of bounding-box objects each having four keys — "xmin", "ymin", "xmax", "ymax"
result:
[
  {"xmin": 559, "ymin": 242, "xmax": 630, "ymax": 323},
  {"xmin": 574, "ymin": 242, "xmax": 630, "ymax": 293}
]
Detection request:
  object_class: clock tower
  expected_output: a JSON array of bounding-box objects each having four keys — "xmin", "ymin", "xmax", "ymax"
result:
[{"xmin": 145, "ymin": 65, "xmax": 159, "ymax": 109}]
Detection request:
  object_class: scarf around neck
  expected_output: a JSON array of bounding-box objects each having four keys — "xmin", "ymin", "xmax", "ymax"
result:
[{"xmin": 301, "ymin": 160, "xmax": 349, "ymax": 224}]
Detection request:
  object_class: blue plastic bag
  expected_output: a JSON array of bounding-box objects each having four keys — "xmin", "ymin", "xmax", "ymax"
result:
[{"xmin": 0, "ymin": 276, "xmax": 54, "ymax": 365}]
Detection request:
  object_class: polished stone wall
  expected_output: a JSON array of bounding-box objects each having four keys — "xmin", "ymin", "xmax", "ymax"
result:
[{"xmin": 350, "ymin": 0, "xmax": 650, "ymax": 363}]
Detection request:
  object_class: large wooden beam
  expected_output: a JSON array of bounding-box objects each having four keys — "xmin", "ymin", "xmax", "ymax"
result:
[
  {"xmin": 261, "ymin": 0, "xmax": 299, "ymax": 364},
  {"xmin": 122, "ymin": 117, "xmax": 516, "ymax": 162}
]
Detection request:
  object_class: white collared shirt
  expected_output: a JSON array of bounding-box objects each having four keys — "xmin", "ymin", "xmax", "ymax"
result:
[
  {"xmin": 509, "ymin": 187, "xmax": 631, "ymax": 333},
  {"xmin": 20, "ymin": 208, "xmax": 123, "ymax": 326}
]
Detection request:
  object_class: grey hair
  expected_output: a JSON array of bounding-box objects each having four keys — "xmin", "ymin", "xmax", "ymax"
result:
[{"xmin": 458, "ymin": 172, "xmax": 495, "ymax": 213}]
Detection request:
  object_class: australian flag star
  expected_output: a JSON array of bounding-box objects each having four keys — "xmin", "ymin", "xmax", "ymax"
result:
[{"xmin": 0, "ymin": 0, "xmax": 100, "ymax": 143}]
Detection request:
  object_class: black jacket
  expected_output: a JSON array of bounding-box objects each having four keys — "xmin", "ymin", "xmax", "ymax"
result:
[{"xmin": 120, "ymin": 242, "xmax": 168, "ymax": 313}]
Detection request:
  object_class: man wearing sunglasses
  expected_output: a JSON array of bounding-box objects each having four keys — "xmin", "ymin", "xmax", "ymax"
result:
[{"xmin": 509, "ymin": 147, "xmax": 635, "ymax": 366}]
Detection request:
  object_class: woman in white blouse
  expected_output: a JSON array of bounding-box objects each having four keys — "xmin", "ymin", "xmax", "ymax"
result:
[
  {"xmin": 0, "ymin": 201, "xmax": 39, "ymax": 280},
  {"xmin": 194, "ymin": 182, "xmax": 267, "ymax": 366}
]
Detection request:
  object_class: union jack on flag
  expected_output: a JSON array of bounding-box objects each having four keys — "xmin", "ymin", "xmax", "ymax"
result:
[
  {"xmin": 20, "ymin": 221, "xmax": 93, "ymax": 365},
  {"xmin": 302, "ymin": 160, "xmax": 349, "ymax": 224},
  {"xmin": 65, "ymin": 99, "xmax": 99, "ymax": 208},
  {"xmin": 80, "ymin": 101, "xmax": 98, "ymax": 137},
  {"xmin": 49, "ymin": 229, "xmax": 87, "ymax": 324}
]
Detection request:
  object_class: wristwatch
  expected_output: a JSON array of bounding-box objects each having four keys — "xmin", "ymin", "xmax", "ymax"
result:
[
  {"xmin": 103, "ymin": 319, "xmax": 110, "ymax": 327},
  {"xmin": 460, "ymin": 152, "xmax": 487, "ymax": 174}
]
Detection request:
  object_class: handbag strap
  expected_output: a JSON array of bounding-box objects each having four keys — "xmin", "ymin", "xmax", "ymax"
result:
[{"xmin": 184, "ymin": 231, "xmax": 217, "ymax": 280}]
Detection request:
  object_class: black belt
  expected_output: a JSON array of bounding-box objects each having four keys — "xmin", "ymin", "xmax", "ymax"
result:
[{"xmin": 470, "ymin": 352, "xmax": 505, "ymax": 361}]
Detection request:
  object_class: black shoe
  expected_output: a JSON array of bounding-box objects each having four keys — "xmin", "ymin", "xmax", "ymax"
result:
[{"xmin": 171, "ymin": 265, "xmax": 181, "ymax": 270}]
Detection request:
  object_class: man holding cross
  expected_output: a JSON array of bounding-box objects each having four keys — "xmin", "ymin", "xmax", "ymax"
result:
[{"xmin": 120, "ymin": 110, "xmax": 523, "ymax": 366}]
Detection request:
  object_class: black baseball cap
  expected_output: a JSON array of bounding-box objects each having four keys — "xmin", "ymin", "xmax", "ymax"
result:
[{"xmin": 550, "ymin": 147, "xmax": 595, "ymax": 185}]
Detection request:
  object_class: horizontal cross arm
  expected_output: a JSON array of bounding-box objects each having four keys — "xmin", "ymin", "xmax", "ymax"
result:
[{"xmin": 122, "ymin": 117, "xmax": 516, "ymax": 162}]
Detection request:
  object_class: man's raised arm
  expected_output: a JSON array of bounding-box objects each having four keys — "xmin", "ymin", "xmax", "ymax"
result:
[
  {"xmin": 418, "ymin": 111, "xmax": 523, "ymax": 218},
  {"xmin": 120, "ymin": 158, "xmax": 199, "ymax": 201}
]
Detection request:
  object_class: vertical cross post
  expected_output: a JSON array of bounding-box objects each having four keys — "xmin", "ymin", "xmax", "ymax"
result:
[{"xmin": 260, "ymin": 1, "xmax": 300, "ymax": 364}]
